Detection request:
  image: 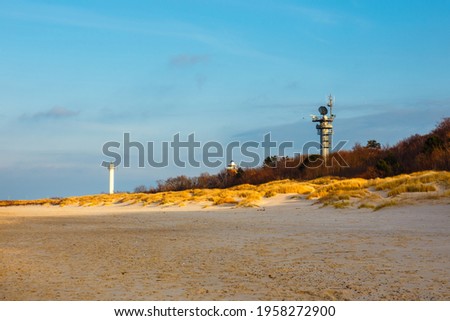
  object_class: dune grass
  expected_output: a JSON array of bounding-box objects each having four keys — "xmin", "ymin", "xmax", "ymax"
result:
[
  {"xmin": 374, "ymin": 200, "xmax": 398, "ymax": 211},
  {"xmin": 387, "ymin": 183, "xmax": 436, "ymax": 197},
  {"xmin": 358, "ymin": 203, "xmax": 376, "ymax": 210},
  {"xmin": 0, "ymin": 199, "xmax": 61, "ymax": 207},
  {"xmin": 1, "ymin": 171, "xmax": 449, "ymax": 210},
  {"xmin": 371, "ymin": 171, "xmax": 450, "ymax": 191}
]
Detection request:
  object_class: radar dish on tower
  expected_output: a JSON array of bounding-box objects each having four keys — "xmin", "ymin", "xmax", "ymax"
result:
[
  {"xmin": 318, "ymin": 106, "xmax": 328, "ymax": 115},
  {"xmin": 311, "ymin": 95, "xmax": 335, "ymax": 159}
]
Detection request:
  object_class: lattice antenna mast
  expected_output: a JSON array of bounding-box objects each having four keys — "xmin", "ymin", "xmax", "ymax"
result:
[{"xmin": 311, "ymin": 95, "xmax": 335, "ymax": 159}]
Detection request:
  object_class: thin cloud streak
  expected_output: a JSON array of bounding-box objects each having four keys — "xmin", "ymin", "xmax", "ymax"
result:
[
  {"xmin": 169, "ymin": 54, "xmax": 210, "ymax": 67},
  {"xmin": 20, "ymin": 107, "xmax": 80, "ymax": 120},
  {"xmin": 0, "ymin": 1, "xmax": 280, "ymax": 62},
  {"xmin": 288, "ymin": 5, "xmax": 338, "ymax": 24}
]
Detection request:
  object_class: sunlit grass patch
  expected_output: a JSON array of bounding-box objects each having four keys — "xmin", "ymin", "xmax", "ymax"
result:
[
  {"xmin": 371, "ymin": 174, "xmax": 410, "ymax": 191},
  {"xmin": 306, "ymin": 172, "xmax": 449, "ymax": 208},
  {"xmin": 371, "ymin": 171, "xmax": 450, "ymax": 191},
  {"xmin": 191, "ymin": 189, "xmax": 208, "ymax": 196},
  {"xmin": 387, "ymin": 183, "xmax": 436, "ymax": 197},
  {"xmin": 229, "ymin": 184, "xmax": 256, "ymax": 191},
  {"xmin": 374, "ymin": 200, "xmax": 398, "ymax": 211},
  {"xmin": 237, "ymin": 198, "xmax": 261, "ymax": 208},
  {"xmin": 59, "ymin": 197, "xmax": 79, "ymax": 207},
  {"xmin": 332, "ymin": 200, "xmax": 351, "ymax": 209},
  {"xmin": 307, "ymin": 179, "xmax": 368, "ymax": 200},
  {"xmin": 0, "ymin": 198, "xmax": 61, "ymax": 207},
  {"xmin": 264, "ymin": 190, "xmax": 277, "ymax": 198},
  {"xmin": 259, "ymin": 180, "xmax": 315, "ymax": 197},
  {"xmin": 212, "ymin": 190, "xmax": 239, "ymax": 205},
  {"xmin": 157, "ymin": 191, "xmax": 192, "ymax": 206},
  {"xmin": 308, "ymin": 176, "xmax": 340, "ymax": 185},
  {"xmin": 331, "ymin": 178, "xmax": 368, "ymax": 190},
  {"xmin": 409, "ymin": 171, "xmax": 450, "ymax": 186},
  {"xmin": 214, "ymin": 197, "xmax": 239, "ymax": 205}
]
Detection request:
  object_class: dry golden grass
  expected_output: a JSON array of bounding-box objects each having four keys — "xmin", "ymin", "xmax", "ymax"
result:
[
  {"xmin": 387, "ymin": 183, "xmax": 436, "ymax": 197},
  {"xmin": 0, "ymin": 199, "xmax": 61, "ymax": 207},
  {"xmin": 374, "ymin": 200, "xmax": 398, "ymax": 211},
  {"xmin": 308, "ymin": 178, "xmax": 368, "ymax": 199},
  {"xmin": 2, "ymin": 171, "xmax": 449, "ymax": 210},
  {"xmin": 358, "ymin": 203, "xmax": 376, "ymax": 210},
  {"xmin": 259, "ymin": 180, "xmax": 315, "ymax": 197},
  {"xmin": 371, "ymin": 171, "xmax": 450, "ymax": 191},
  {"xmin": 332, "ymin": 200, "xmax": 351, "ymax": 209}
]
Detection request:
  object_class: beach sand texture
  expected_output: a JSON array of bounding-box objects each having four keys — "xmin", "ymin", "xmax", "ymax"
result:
[{"xmin": 1, "ymin": 197, "xmax": 449, "ymax": 300}]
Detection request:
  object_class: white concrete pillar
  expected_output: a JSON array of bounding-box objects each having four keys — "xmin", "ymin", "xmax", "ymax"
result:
[{"xmin": 108, "ymin": 163, "xmax": 115, "ymax": 194}]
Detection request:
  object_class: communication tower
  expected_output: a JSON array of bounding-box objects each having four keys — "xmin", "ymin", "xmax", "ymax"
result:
[{"xmin": 311, "ymin": 95, "xmax": 335, "ymax": 159}]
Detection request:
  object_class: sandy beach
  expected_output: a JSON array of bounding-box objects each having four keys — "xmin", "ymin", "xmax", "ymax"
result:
[{"xmin": 0, "ymin": 196, "xmax": 449, "ymax": 300}]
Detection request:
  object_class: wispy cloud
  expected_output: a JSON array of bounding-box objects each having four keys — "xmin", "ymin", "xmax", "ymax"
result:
[
  {"xmin": 21, "ymin": 107, "xmax": 80, "ymax": 120},
  {"xmin": 169, "ymin": 54, "xmax": 210, "ymax": 68},
  {"xmin": 275, "ymin": 2, "xmax": 371, "ymax": 28},
  {"xmin": 289, "ymin": 5, "xmax": 338, "ymax": 24},
  {"xmin": 0, "ymin": 1, "xmax": 281, "ymax": 62}
]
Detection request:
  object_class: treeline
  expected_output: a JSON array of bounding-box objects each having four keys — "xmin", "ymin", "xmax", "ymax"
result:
[{"xmin": 135, "ymin": 118, "xmax": 450, "ymax": 193}]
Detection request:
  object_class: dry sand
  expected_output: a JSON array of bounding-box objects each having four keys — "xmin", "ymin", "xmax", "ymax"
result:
[{"xmin": 0, "ymin": 196, "xmax": 449, "ymax": 300}]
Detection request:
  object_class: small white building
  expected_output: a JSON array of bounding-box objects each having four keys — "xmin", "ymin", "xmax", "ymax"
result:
[{"xmin": 226, "ymin": 160, "xmax": 238, "ymax": 173}]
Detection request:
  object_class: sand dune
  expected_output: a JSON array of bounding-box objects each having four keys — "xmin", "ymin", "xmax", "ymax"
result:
[
  {"xmin": 1, "ymin": 196, "xmax": 449, "ymax": 300},
  {"xmin": 2, "ymin": 170, "xmax": 449, "ymax": 210}
]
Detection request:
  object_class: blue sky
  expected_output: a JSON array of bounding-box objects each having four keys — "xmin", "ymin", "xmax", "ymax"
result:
[{"xmin": 1, "ymin": 0, "xmax": 449, "ymax": 199}]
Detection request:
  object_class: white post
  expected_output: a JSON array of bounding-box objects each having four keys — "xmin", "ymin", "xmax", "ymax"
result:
[{"xmin": 108, "ymin": 163, "xmax": 115, "ymax": 194}]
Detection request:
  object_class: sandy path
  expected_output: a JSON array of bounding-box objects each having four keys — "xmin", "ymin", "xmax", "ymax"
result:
[{"xmin": 0, "ymin": 198, "xmax": 449, "ymax": 300}]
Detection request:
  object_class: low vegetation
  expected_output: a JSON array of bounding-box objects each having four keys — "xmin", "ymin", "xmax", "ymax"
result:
[{"xmin": 1, "ymin": 171, "xmax": 449, "ymax": 211}]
